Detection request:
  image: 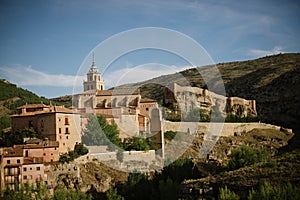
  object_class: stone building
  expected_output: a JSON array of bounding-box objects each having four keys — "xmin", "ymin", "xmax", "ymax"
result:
[
  {"xmin": 73, "ymin": 57, "xmax": 158, "ymax": 137},
  {"xmin": 164, "ymin": 83, "xmax": 257, "ymax": 118},
  {"xmin": 11, "ymin": 104, "xmax": 81, "ymax": 153},
  {"xmin": 0, "ymin": 140, "xmax": 59, "ymax": 190}
]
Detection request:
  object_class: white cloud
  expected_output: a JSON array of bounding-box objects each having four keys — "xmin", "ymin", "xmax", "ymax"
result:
[
  {"xmin": 0, "ymin": 65, "xmax": 85, "ymax": 87},
  {"xmin": 248, "ymin": 46, "xmax": 284, "ymax": 57},
  {"xmin": 104, "ymin": 64, "xmax": 191, "ymax": 88}
]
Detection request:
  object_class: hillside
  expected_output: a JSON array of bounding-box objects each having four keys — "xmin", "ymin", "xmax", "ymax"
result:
[
  {"xmin": 0, "ymin": 79, "xmax": 55, "ymax": 130},
  {"xmin": 117, "ymin": 53, "xmax": 300, "ymax": 134}
]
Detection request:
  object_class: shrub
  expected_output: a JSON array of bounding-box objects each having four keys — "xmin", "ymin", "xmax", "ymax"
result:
[
  {"xmin": 248, "ymin": 182, "xmax": 300, "ymax": 200},
  {"xmin": 228, "ymin": 146, "xmax": 268, "ymax": 170}
]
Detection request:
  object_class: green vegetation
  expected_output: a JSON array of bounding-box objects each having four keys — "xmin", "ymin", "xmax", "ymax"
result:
[
  {"xmin": 219, "ymin": 186, "xmax": 240, "ymax": 200},
  {"xmin": 0, "ymin": 116, "xmax": 11, "ymax": 130},
  {"xmin": 227, "ymin": 146, "xmax": 268, "ymax": 170},
  {"xmin": 1, "ymin": 182, "xmax": 92, "ymax": 200},
  {"xmin": 0, "ymin": 127, "xmax": 38, "ymax": 147},
  {"xmin": 183, "ymin": 108, "xmax": 210, "ymax": 122},
  {"xmin": 248, "ymin": 182, "xmax": 300, "ymax": 200},
  {"xmin": 122, "ymin": 136, "xmax": 151, "ymax": 151},
  {"xmin": 225, "ymin": 114, "xmax": 259, "ymax": 122},
  {"xmin": 82, "ymin": 114, "xmax": 156, "ymax": 151},
  {"xmin": 110, "ymin": 158, "xmax": 202, "ymax": 200},
  {"xmin": 217, "ymin": 182, "xmax": 300, "ymax": 200},
  {"xmin": 164, "ymin": 131, "xmax": 177, "ymax": 140},
  {"xmin": 54, "ymin": 187, "xmax": 92, "ymax": 200},
  {"xmin": 59, "ymin": 144, "xmax": 89, "ymax": 163},
  {"xmin": 105, "ymin": 188, "xmax": 124, "ymax": 200},
  {"xmin": 82, "ymin": 115, "xmax": 121, "ymax": 151},
  {"xmin": 0, "ymin": 79, "xmax": 53, "ymax": 112}
]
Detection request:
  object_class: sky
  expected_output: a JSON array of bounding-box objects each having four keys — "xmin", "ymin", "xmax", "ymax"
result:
[{"xmin": 0, "ymin": 0, "xmax": 299, "ymax": 98}]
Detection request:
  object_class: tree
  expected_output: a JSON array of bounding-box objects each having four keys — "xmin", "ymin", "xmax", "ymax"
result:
[
  {"xmin": 228, "ymin": 146, "xmax": 268, "ymax": 170},
  {"xmin": 82, "ymin": 115, "xmax": 121, "ymax": 151}
]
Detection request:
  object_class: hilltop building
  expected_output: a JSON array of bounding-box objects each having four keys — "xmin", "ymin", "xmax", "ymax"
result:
[
  {"xmin": 164, "ymin": 83, "xmax": 257, "ymax": 118},
  {"xmin": 11, "ymin": 104, "xmax": 81, "ymax": 153},
  {"xmin": 73, "ymin": 56, "xmax": 158, "ymax": 137}
]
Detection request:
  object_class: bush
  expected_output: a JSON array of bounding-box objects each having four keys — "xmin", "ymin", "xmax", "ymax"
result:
[
  {"xmin": 219, "ymin": 186, "xmax": 240, "ymax": 200},
  {"xmin": 164, "ymin": 131, "xmax": 177, "ymax": 140},
  {"xmin": 248, "ymin": 182, "xmax": 300, "ymax": 200},
  {"xmin": 228, "ymin": 146, "xmax": 268, "ymax": 170}
]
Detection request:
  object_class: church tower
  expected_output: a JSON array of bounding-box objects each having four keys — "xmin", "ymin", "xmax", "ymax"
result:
[{"xmin": 83, "ymin": 53, "xmax": 105, "ymax": 92}]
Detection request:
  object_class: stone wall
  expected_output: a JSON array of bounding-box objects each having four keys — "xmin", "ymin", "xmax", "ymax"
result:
[{"xmin": 163, "ymin": 121, "xmax": 289, "ymax": 136}]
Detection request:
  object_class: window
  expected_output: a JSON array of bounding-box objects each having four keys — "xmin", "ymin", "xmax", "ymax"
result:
[
  {"xmin": 65, "ymin": 127, "xmax": 69, "ymax": 134},
  {"xmin": 146, "ymin": 108, "xmax": 149, "ymax": 111},
  {"xmin": 17, "ymin": 159, "xmax": 20, "ymax": 163},
  {"xmin": 37, "ymin": 167, "xmax": 40, "ymax": 171},
  {"xmin": 23, "ymin": 167, "xmax": 27, "ymax": 172},
  {"xmin": 43, "ymin": 153, "xmax": 46, "ymax": 156},
  {"xmin": 59, "ymin": 128, "xmax": 61, "ymax": 134},
  {"xmin": 65, "ymin": 117, "xmax": 69, "ymax": 125},
  {"xmin": 63, "ymin": 143, "xmax": 65, "ymax": 146},
  {"xmin": 66, "ymin": 136, "xmax": 69, "ymax": 140},
  {"xmin": 23, "ymin": 175, "xmax": 27, "ymax": 180},
  {"xmin": 7, "ymin": 160, "xmax": 10, "ymax": 164},
  {"xmin": 25, "ymin": 150, "xmax": 29, "ymax": 157},
  {"xmin": 30, "ymin": 168, "xmax": 32, "ymax": 170}
]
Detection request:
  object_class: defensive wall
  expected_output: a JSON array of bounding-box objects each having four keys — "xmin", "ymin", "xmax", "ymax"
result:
[{"xmin": 163, "ymin": 121, "xmax": 291, "ymax": 136}]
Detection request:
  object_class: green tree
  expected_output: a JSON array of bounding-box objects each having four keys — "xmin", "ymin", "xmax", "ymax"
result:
[
  {"xmin": 74, "ymin": 143, "xmax": 89, "ymax": 155},
  {"xmin": 228, "ymin": 146, "xmax": 268, "ymax": 170},
  {"xmin": 82, "ymin": 115, "xmax": 121, "ymax": 151},
  {"xmin": 122, "ymin": 136, "xmax": 151, "ymax": 151}
]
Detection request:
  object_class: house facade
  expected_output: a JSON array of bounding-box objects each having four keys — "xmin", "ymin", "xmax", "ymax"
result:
[
  {"xmin": 0, "ymin": 140, "xmax": 59, "ymax": 190},
  {"xmin": 11, "ymin": 104, "xmax": 81, "ymax": 153}
]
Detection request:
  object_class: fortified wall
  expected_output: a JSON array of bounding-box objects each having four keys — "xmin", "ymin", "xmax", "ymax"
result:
[{"xmin": 163, "ymin": 121, "xmax": 290, "ymax": 137}]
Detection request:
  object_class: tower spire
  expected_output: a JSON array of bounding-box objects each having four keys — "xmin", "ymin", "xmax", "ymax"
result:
[{"xmin": 92, "ymin": 52, "xmax": 95, "ymax": 66}]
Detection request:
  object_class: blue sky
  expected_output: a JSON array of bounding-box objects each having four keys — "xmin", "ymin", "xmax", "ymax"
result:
[{"xmin": 0, "ymin": 0, "xmax": 299, "ymax": 98}]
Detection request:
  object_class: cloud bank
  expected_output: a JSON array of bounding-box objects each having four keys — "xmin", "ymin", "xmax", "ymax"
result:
[{"xmin": 0, "ymin": 65, "xmax": 85, "ymax": 87}]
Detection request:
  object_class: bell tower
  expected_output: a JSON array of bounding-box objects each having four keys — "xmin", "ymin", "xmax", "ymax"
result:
[{"xmin": 83, "ymin": 53, "xmax": 105, "ymax": 92}]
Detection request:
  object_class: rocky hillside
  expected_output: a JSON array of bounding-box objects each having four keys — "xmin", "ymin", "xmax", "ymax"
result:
[{"xmin": 118, "ymin": 53, "xmax": 300, "ymax": 135}]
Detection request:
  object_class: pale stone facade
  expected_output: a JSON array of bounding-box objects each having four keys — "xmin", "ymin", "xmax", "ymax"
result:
[
  {"xmin": 164, "ymin": 83, "xmax": 257, "ymax": 118},
  {"xmin": 11, "ymin": 104, "xmax": 81, "ymax": 153}
]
